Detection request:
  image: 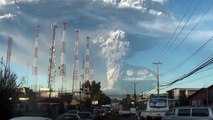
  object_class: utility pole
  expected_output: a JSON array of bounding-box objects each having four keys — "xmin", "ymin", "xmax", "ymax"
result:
[
  {"xmin": 133, "ymin": 82, "xmax": 137, "ymax": 103},
  {"xmin": 79, "ymin": 80, "xmax": 82, "ymax": 103},
  {"xmin": 153, "ymin": 62, "xmax": 162, "ymax": 97}
]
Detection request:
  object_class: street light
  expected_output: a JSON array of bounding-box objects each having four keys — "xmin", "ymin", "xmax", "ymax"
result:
[{"xmin": 141, "ymin": 67, "xmax": 160, "ymax": 97}]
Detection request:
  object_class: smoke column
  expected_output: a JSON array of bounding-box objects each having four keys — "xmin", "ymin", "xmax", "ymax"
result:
[{"xmin": 95, "ymin": 30, "xmax": 129, "ymax": 89}]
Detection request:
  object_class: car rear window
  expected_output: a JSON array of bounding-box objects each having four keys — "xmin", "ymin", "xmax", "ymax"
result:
[
  {"xmin": 178, "ymin": 109, "xmax": 190, "ymax": 116},
  {"xmin": 192, "ymin": 108, "xmax": 209, "ymax": 116},
  {"xmin": 165, "ymin": 109, "xmax": 175, "ymax": 116}
]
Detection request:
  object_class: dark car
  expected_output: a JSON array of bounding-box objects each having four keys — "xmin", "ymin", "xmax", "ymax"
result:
[
  {"xmin": 66, "ymin": 110, "xmax": 80, "ymax": 114},
  {"xmin": 93, "ymin": 109, "xmax": 107, "ymax": 120},
  {"xmin": 55, "ymin": 113, "xmax": 81, "ymax": 120},
  {"xmin": 77, "ymin": 112, "xmax": 93, "ymax": 120}
]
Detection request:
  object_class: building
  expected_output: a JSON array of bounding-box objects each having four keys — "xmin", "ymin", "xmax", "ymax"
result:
[
  {"xmin": 188, "ymin": 84, "xmax": 213, "ymax": 106},
  {"xmin": 38, "ymin": 88, "xmax": 58, "ymax": 98},
  {"xmin": 167, "ymin": 88, "xmax": 199, "ymax": 107}
]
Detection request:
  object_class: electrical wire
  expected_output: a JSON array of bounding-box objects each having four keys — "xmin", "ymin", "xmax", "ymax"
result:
[
  {"xmin": 158, "ymin": 0, "xmax": 194, "ymax": 61},
  {"xmin": 160, "ymin": 55, "xmax": 213, "ymax": 85},
  {"xmin": 170, "ymin": 2, "xmax": 213, "ymax": 58},
  {"xmin": 159, "ymin": 72, "xmax": 213, "ymax": 91},
  {"xmin": 162, "ymin": 35, "xmax": 213, "ymax": 75},
  {"xmin": 160, "ymin": 0, "xmax": 202, "ymax": 62},
  {"xmin": 160, "ymin": 56, "xmax": 213, "ymax": 87}
]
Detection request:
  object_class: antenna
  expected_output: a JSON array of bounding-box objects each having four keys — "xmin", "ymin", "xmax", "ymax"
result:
[
  {"xmin": 48, "ymin": 22, "xmax": 57, "ymax": 97},
  {"xmin": 6, "ymin": 36, "xmax": 12, "ymax": 71},
  {"xmin": 72, "ymin": 29, "xmax": 80, "ymax": 93},
  {"xmin": 32, "ymin": 25, "xmax": 39, "ymax": 91},
  {"xmin": 60, "ymin": 22, "xmax": 67, "ymax": 93}
]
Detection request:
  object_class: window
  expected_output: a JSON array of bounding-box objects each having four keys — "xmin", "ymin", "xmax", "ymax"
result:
[
  {"xmin": 149, "ymin": 98, "xmax": 167, "ymax": 108},
  {"xmin": 165, "ymin": 109, "xmax": 175, "ymax": 116},
  {"xmin": 192, "ymin": 108, "xmax": 209, "ymax": 116},
  {"xmin": 178, "ymin": 109, "xmax": 190, "ymax": 116},
  {"xmin": 192, "ymin": 101, "xmax": 196, "ymax": 106}
]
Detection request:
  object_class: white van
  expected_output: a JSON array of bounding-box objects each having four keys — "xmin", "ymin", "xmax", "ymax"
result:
[
  {"xmin": 138, "ymin": 98, "xmax": 169, "ymax": 120},
  {"xmin": 162, "ymin": 106, "xmax": 213, "ymax": 120}
]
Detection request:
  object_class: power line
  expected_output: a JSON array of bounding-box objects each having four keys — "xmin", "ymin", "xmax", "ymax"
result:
[
  {"xmin": 160, "ymin": 65, "xmax": 213, "ymax": 86},
  {"xmin": 161, "ymin": 56, "xmax": 213, "ymax": 87},
  {"xmin": 158, "ymin": 0, "xmax": 194, "ymax": 61},
  {"xmin": 161, "ymin": 0, "xmax": 202, "ymax": 61},
  {"xmin": 153, "ymin": 62, "xmax": 162, "ymax": 97},
  {"xmin": 168, "ymin": 2, "xmax": 213, "ymax": 60},
  {"xmin": 160, "ymin": 72, "xmax": 213, "ymax": 91},
  {"xmin": 143, "ymin": 85, "xmax": 156, "ymax": 93},
  {"xmin": 162, "ymin": 35, "xmax": 213, "ymax": 75},
  {"xmin": 159, "ymin": 0, "xmax": 201, "ymax": 62}
]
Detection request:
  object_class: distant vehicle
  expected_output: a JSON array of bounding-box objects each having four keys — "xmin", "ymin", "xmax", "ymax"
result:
[
  {"xmin": 162, "ymin": 106, "xmax": 213, "ymax": 120},
  {"xmin": 66, "ymin": 110, "xmax": 80, "ymax": 114},
  {"xmin": 138, "ymin": 98, "xmax": 169, "ymax": 120},
  {"xmin": 55, "ymin": 113, "xmax": 81, "ymax": 120},
  {"xmin": 102, "ymin": 105, "xmax": 113, "ymax": 114},
  {"xmin": 93, "ymin": 109, "xmax": 107, "ymax": 120},
  {"xmin": 77, "ymin": 112, "xmax": 93, "ymax": 120},
  {"xmin": 10, "ymin": 116, "xmax": 52, "ymax": 120},
  {"xmin": 118, "ymin": 101, "xmax": 137, "ymax": 115}
]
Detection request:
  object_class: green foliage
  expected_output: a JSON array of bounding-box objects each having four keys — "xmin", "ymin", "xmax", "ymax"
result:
[
  {"xmin": 0, "ymin": 68, "xmax": 21, "ymax": 119},
  {"xmin": 82, "ymin": 80, "xmax": 111, "ymax": 105},
  {"xmin": 177, "ymin": 90, "xmax": 189, "ymax": 106}
]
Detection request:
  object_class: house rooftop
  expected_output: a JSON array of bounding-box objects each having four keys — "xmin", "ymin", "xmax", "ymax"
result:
[{"xmin": 166, "ymin": 88, "xmax": 200, "ymax": 92}]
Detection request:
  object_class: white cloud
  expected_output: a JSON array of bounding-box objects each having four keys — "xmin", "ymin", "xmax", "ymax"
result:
[
  {"xmin": 123, "ymin": 69, "xmax": 154, "ymax": 81},
  {"xmin": 0, "ymin": 13, "xmax": 14, "ymax": 20},
  {"xmin": 96, "ymin": 0, "xmax": 166, "ymax": 15},
  {"xmin": 149, "ymin": 9, "xmax": 162, "ymax": 16},
  {"xmin": 137, "ymin": 18, "xmax": 177, "ymax": 35},
  {"xmin": 152, "ymin": 0, "xmax": 165, "ymax": 5},
  {"xmin": 0, "ymin": 0, "xmax": 39, "ymax": 5}
]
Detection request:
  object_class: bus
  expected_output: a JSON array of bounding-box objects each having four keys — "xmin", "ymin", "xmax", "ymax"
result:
[{"xmin": 138, "ymin": 98, "xmax": 169, "ymax": 120}]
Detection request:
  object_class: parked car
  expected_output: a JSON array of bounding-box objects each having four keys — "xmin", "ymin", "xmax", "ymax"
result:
[
  {"xmin": 10, "ymin": 116, "xmax": 52, "ymax": 120},
  {"xmin": 66, "ymin": 110, "xmax": 80, "ymax": 114},
  {"xmin": 77, "ymin": 112, "xmax": 93, "ymax": 120},
  {"xmin": 93, "ymin": 109, "xmax": 107, "ymax": 120},
  {"xmin": 55, "ymin": 113, "xmax": 81, "ymax": 120},
  {"xmin": 162, "ymin": 106, "xmax": 213, "ymax": 120}
]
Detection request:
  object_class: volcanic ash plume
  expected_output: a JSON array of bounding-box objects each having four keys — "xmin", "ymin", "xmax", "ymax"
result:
[{"xmin": 95, "ymin": 30, "xmax": 129, "ymax": 89}]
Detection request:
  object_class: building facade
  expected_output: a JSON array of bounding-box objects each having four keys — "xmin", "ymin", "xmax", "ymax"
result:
[
  {"xmin": 167, "ymin": 88, "xmax": 199, "ymax": 107},
  {"xmin": 188, "ymin": 85, "xmax": 213, "ymax": 106}
]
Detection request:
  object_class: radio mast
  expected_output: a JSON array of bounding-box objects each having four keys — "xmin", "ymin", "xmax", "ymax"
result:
[{"xmin": 32, "ymin": 25, "xmax": 39, "ymax": 91}]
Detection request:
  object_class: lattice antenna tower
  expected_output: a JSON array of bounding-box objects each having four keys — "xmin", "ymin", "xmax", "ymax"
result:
[
  {"xmin": 32, "ymin": 25, "xmax": 40, "ymax": 91},
  {"xmin": 6, "ymin": 36, "xmax": 12, "ymax": 71},
  {"xmin": 72, "ymin": 29, "xmax": 80, "ymax": 93},
  {"xmin": 85, "ymin": 36, "xmax": 90, "ymax": 82},
  {"xmin": 60, "ymin": 22, "xmax": 67, "ymax": 93},
  {"xmin": 82, "ymin": 58, "xmax": 85, "ymax": 82},
  {"xmin": 90, "ymin": 59, "xmax": 94, "ymax": 81},
  {"xmin": 48, "ymin": 22, "xmax": 57, "ymax": 93}
]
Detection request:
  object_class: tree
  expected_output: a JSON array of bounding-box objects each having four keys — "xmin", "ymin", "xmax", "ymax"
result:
[
  {"xmin": 0, "ymin": 68, "xmax": 22, "ymax": 119},
  {"xmin": 99, "ymin": 93, "xmax": 111, "ymax": 105},
  {"xmin": 177, "ymin": 90, "xmax": 189, "ymax": 106},
  {"xmin": 82, "ymin": 81, "xmax": 111, "ymax": 106}
]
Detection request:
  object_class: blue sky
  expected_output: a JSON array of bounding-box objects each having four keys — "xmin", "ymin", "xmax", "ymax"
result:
[{"xmin": 0, "ymin": 0, "xmax": 213, "ymax": 95}]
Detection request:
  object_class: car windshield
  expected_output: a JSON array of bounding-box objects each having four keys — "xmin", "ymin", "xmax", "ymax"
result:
[{"xmin": 150, "ymin": 99, "xmax": 167, "ymax": 108}]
